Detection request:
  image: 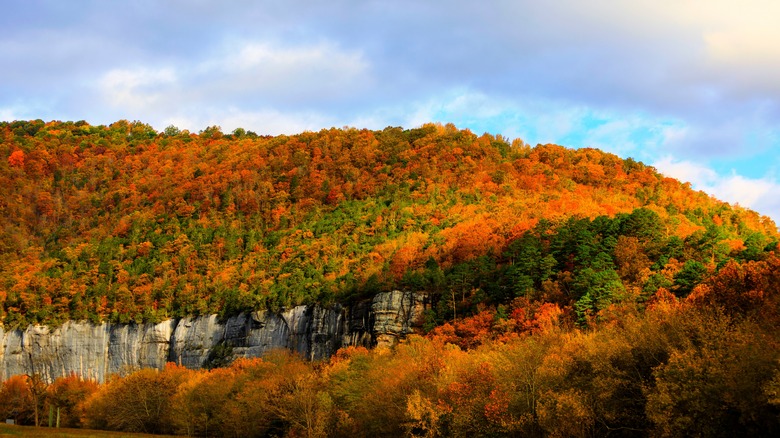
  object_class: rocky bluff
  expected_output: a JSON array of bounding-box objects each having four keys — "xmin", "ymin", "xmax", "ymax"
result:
[{"xmin": 0, "ymin": 291, "xmax": 427, "ymax": 383}]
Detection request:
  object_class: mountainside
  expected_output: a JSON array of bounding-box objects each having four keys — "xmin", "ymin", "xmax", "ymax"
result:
[
  {"xmin": 1, "ymin": 120, "xmax": 777, "ymax": 329},
  {"xmin": 3, "ymin": 120, "xmax": 780, "ymax": 436}
]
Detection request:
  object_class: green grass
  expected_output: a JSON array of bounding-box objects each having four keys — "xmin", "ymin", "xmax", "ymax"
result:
[{"xmin": 0, "ymin": 423, "xmax": 176, "ymax": 437}]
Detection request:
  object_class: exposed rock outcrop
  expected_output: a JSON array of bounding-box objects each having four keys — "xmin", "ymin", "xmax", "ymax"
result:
[
  {"xmin": 0, "ymin": 291, "xmax": 428, "ymax": 382},
  {"xmin": 372, "ymin": 290, "xmax": 428, "ymax": 348}
]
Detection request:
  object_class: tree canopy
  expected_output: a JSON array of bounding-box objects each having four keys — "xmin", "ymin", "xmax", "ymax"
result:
[{"xmin": 0, "ymin": 120, "xmax": 776, "ymax": 327}]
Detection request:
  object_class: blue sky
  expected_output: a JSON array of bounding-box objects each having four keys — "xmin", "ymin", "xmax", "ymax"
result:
[{"xmin": 2, "ymin": 0, "xmax": 780, "ymax": 222}]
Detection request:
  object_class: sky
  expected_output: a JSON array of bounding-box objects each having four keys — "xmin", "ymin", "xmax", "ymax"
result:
[{"xmin": 2, "ymin": 0, "xmax": 780, "ymax": 223}]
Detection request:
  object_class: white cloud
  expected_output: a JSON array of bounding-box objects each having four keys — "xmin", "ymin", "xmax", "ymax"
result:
[
  {"xmin": 667, "ymin": 0, "xmax": 780, "ymax": 68},
  {"xmin": 155, "ymin": 107, "xmax": 336, "ymax": 137},
  {"xmin": 653, "ymin": 156, "xmax": 780, "ymax": 222},
  {"xmin": 99, "ymin": 67, "xmax": 177, "ymax": 110},
  {"xmin": 653, "ymin": 156, "xmax": 719, "ymax": 188},
  {"xmin": 0, "ymin": 102, "xmax": 55, "ymax": 122},
  {"xmin": 0, "ymin": 106, "xmax": 21, "ymax": 121},
  {"xmin": 391, "ymin": 90, "xmax": 682, "ymax": 158},
  {"xmin": 203, "ymin": 40, "xmax": 372, "ymax": 101},
  {"xmin": 231, "ymin": 41, "xmax": 366, "ymax": 74},
  {"xmin": 712, "ymin": 174, "xmax": 778, "ymax": 209},
  {"xmin": 205, "ymin": 108, "xmax": 335, "ymax": 136},
  {"xmin": 93, "ymin": 39, "xmax": 372, "ymax": 121},
  {"xmin": 705, "ymin": 29, "xmax": 780, "ymax": 66}
]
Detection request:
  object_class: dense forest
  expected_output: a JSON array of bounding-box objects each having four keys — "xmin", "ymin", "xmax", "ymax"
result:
[
  {"xmin": 2, "ymin": 120, "xmax": 780, "ymax": 436},
  {"xmin": 2, "ymin": 261, "xmax": 780, "ymax": 436},
  {"xmin": 1, "ymin": 119, "xmax": 776, "ymax": 327}
]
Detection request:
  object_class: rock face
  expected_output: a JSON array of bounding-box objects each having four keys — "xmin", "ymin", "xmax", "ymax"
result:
[
  {"xmin": 0, "ymin": 291, "xmax": 428, "ymax": 383},
  {"xmin": 372, "ymin": 290, "xmax": 428, "ymax": 348}
]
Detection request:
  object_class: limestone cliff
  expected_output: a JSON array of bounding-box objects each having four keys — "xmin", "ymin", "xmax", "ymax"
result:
[{"xmin": 0, "ymin": 291, "xmax": 427, "ymax": 382}]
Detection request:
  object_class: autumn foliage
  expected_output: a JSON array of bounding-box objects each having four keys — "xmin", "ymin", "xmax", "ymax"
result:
[
  {"xmin": 4, "ymin": 275, "xmax": 780, "ymax": 436},
  {"xmin": 2, "ymin": 120, "xmax": 780, "ymax": 435},
  {"xmin": 1, "ymin": 120, "xmax": 776, "ymax": 327}
]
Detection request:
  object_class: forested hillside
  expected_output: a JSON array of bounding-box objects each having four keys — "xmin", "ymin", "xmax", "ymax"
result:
[
  {"xmin": 1, "ymin": 119, "xmax": 777, "ymax": 328},
  {"xmin": 3, "ymin": 120, "xmax": 780, "ymax": 436}
]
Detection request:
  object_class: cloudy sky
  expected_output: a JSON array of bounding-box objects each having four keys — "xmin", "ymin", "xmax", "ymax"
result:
[{"xmin": 2, "ymin": 0, "xmax": 780, "ymax": 222}]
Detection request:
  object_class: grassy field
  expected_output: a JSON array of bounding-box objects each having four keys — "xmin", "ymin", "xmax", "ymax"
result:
[{"xmin": 0, "ymin": 423, "xmax": 176, "ymax": 437}]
